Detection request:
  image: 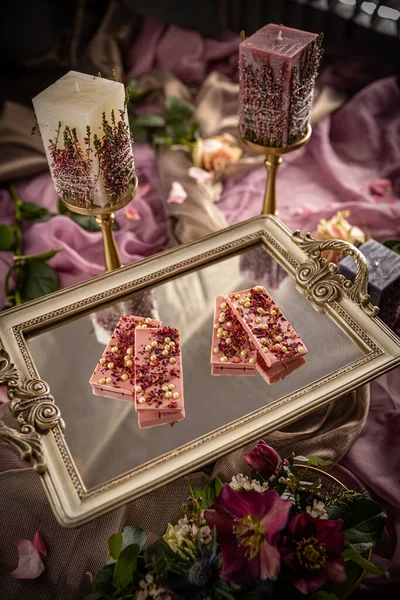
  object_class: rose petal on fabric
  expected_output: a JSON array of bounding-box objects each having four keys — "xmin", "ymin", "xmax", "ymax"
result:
[
  {"xmin": 11, "ymin": 540, "xmax": 45, "ymax": 579},
  {"xmin": 369, "ymin": 178, "xmax": 393, "ymax": 198},
  {"xmin": 124, "ymin": 206, "xmax": 141, "ymax": 221},
  {"xmin": 166, "ymin": 181, "xmax": 187, "ymax": 204},
  {"xmin": 188, "ymin": 166, "xmax": 214, "ymax": 184},
  {"xmin": 33, "ymin": 531, "xmax": 47, "ymax": 557},
  {"xmin": 138, "ymin": 183, "xmax": 154, "ymax": 198}
]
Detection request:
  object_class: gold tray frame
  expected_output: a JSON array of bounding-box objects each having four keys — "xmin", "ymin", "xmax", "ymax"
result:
[{"xmin": 0, "ymin": 215, "xmax": 399, "ymax": 527}]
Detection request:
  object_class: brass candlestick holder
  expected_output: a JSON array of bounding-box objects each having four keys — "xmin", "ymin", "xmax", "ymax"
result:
[
  {"xmin": 62, "ymin": 175, "xmax": 138, "ymax": 272},
  {"xmin": 241, "ymin": 124, "xmax": 312, "ymax": 215}
]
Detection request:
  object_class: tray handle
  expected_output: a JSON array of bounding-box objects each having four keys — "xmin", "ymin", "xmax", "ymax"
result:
[{"xmin": 292, "ymin": 231, "xmax": 379, "ymax": 317}]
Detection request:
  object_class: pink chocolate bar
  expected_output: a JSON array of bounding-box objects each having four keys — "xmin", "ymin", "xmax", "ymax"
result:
[
  {"xmin": 257, "ymin": 354, "xmax": 306, "ymax": 384},
  {"xmin": 226, "ymin": 286, "xmax": 307, "ymax": 370},
  {"xmin": 134, "ymin": 327, "xmax": 184, "ymax": 415},
  {"xmin": 211, "ymin": 295, "xmax": 257, "ymax": 376},
  {"xmin": 90, "ymin": 314, "xmax": 162, "ymax": 400},
  {"xmin": 138, "ymin": 409, "xmax": 185, "ymax": 429}
]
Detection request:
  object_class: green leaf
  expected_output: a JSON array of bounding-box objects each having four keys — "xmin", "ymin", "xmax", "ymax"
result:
[
  {"xmin": 130, "ymin": 124, "xmax": 152, "ymax": 143},
  {"xmin": 21, "ymin": 259, "xmax": 58, "ymax": 301},
  {"xmin": 195, "ymin": 477, "xmax": 224, "ymax": 509},
  {"xmin": 165, "ymin": 96, "xmax": 195, "ymax": 120},
  {"xmin": 165, "ymin": 120, "xmax": 190, "ymax": 140},
  {"xmin": 328, "ymin": 498, "xmax": 386, "ymax": 552},
  {"xmin": 0, "ymin": 224, "xmax": 14, "ymax": 251},
  {"xmin": 107, "ymin": 533, "xmax": 123, "ymax": 561},
  {"xmin": 121, "ymin": 527, "xmax": 147, "ymax": 553},
  {"xmin": 145, "ymin": 538, "xmax": 177, "ymax": 574},
  {"xmin": 343, "ymin": 543, "xmax": 389, "ymax": 578},
  {"xmin": 14, "ymin": 249, "xmax": 62, "ymax": 262},
  {"xmin": 20, "ymin": 201, "xmax": 49, "ymax": 221},
  {"xmin": 113, "ymin": 543, "xmax": 139, "ymax": 591},
  {"xmin": 92, "ymin": 564, "xmax": 115, "ymax": 595},
  {"xmin": 383, "ymin": 239, "xmax": 400, "ymax": 255},
  {"xmin": 132, "ymin": 114, "xmax": 166, "ymax": 128},
  {"xmin": 306, "ymin": 456, "xmax": 333, "ymax": 467}
]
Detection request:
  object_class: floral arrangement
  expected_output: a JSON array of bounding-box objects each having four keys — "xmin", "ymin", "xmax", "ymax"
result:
[
  {"xmin": 315, "ymin": 211, "xmax": 368, "ymax": 263},
  {"xmin": 85, "ymin": 441, "xmax": 387, "ymax": 600}
]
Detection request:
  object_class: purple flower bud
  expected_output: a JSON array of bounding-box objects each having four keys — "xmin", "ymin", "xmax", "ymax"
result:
[{"xmin": 245, "ymin": 440, "xmax": 279, "ymax": 475}]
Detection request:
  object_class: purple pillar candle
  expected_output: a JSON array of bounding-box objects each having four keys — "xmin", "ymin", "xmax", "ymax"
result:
[{"xmin": 239, "ymin": 24, "xmax": 323, "ymax": 148}]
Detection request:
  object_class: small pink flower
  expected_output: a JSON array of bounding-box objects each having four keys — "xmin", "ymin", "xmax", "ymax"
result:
[
  {"xmin": 192, "ymin": 134, "xmax": 242, "ymax": 172},
  {"xmin": 245, "ymin": 441, "xmax": 280, "ymax": 476},
  {"xmin": 11, "ymin": 531, "xmax": 47, "ymax": 579},
  {"xmin": 167, "ymin": 181, "xmax": 187, "ymax": 204},
  {"xmin": 188, "ymin": 167, "xmax": 214, "ymax": 184},
  {"xmin": 125, "ymin": 206, "xmax": 141, "ymax": 221}
]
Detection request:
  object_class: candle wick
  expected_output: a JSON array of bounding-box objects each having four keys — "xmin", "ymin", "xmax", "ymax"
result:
[
  {"xmin": 75, "ymin": 80, "xmax": 80, "ymax": 92},
  {"xmin": 277, "ymin": 30, "xmax": 283, "ymax": 41}
]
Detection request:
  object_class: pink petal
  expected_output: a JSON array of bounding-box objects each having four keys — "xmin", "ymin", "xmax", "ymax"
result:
[
  {"xmin": 188, "ymin": 167, "xmax": 214, "ymax": 184},
  {"xmin": 166, "ymin": 181, "xmax": 187, "ymax": 204},
  {"xmin": 259, "ymin": 539, "xmax": 281, "ymax": 581},
  {"xmin": 258, "ymin": 490, "xmax": 292, "ymax": 543},
  {"xmin": 138, "ymin": 184, "xmax": 154, "ymax": 198},
  {"xmin": 369, "ymin": 178, "xmax": 392, "ymax": 198},
  {"xmin": 219, "ymin": 537, "xmax": 260, "ymax": 583},
  {"xmin": 124, "ymin": 206, "xmax": 141, "ymax": 221},
  {"xmin": 326, "ymin": 559, "xmax": 347, "ymax": 584},
  {"xmin": 33, "ymin": 531, "xmax": 47, "ymax": 557},
  {"xmin": 11, "ymin": 540, "xmax": 45, "ymax": 579}
]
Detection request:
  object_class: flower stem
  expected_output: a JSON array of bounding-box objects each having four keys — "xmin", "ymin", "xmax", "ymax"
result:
[{"xmin": 8, "ymin": 185, "xmax": 24, "ymax": 305}]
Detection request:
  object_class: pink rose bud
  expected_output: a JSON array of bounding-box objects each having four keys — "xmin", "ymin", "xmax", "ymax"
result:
[{"xmin": 245, "ymin": 440, "xmax": 279, "ymax": 475}]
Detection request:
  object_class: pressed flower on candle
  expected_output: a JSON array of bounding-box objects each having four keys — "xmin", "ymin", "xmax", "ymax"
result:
[
  {"xmin": 239, "ymin": 24, "xmax": 323, "ymax": 148},
  {"xmin": 33, "ymin": 71, "xmax": 136, "ymax": 208}
]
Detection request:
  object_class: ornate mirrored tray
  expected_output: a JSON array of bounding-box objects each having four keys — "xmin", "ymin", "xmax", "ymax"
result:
[{"xmin": 1, "ymin": 215, "xmax": 399, "ymax": 527}]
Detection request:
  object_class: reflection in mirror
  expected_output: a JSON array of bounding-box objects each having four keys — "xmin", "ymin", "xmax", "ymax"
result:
[{"xmin": 27, "ymin": 244, "xmax": 364, "ymax": 489}]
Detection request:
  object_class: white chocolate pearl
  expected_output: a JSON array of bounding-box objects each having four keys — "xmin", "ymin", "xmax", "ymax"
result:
[
  {"xmin": 217, "ymin": 333, "xmax": 223, "ymax": 339},
  {"xmin": 298, "ymin": 346, "xmax": 305, "ymax": 354},
  {"xmin": 254, "ymin": 286, "xmax": 264, "ymax": 292},
  {"xmin": 162, "ymin": 385, "xmax": 169, "ymax": 391},
  {"xmin": 271, "ymin": 309, "xmax": 277, "ymax": 316},
  {"xmin": 240, "ymin": 350, "xmax": 248, "ymax": 356},
  {"xmin": 238, "ymin": 299, "xmax": 244, "ymax": 305},
  {"xmin": 226, "ymin": 338, "xmax": 232, "ymax": 345},
  {"xmin": 165, "ymin": 337, "xmax": 171, "ymax": 344},
  {"xmin": 173, "ymin": 392, "xmax": 180, "ymax": 399},
  {"xmin": 281, "ymin": 346, "xmax": 288, "ymax": 353},
  {"xmin": 99, "ymin": 357, "xmax": 106, "ymax": 365},
  {"xmin": 145, "ymin": 318, "xmax": 152, "ymax": 323},
  {"xmin": 226, "ymin": 321, "xmax": 232, "ymax": 328},
  {"xmin": 126, "ymin": 347, "xmax": 133, "ymax": 355},
  {"xmin": 141, "ymin": 324, "xmax": 148, "ymax": 328},
  {"xmin": 222, "ymin": 331, "xmax": 229, "ymax": 337},
  {"xmin": 257, "ymin": 307, "xmax": 264, "ymax": 314},
  {"xmin": 162, "ymin": 350, "xmax": 168, "ymax": 356},
  {"xmin": 111, "ymin": 346, "xmax": 118, "ymax": 353},
  {"xmin": 260, "ymin": 338, "xmax": 267, "ymax": 344},
  {"xmin": 170, "ymin": 357, "xmax": 176, "ymax": 364},
  {"xmin": 273, "ymin": 343, "xmax": 281, "ymax": 350},
  {"xmin": 135, "ymin": 386, "xmax": 142, "ymax": 393},
  {"xmin": 99, "ymin": 378, "xmax": 106, "ymax": 384},
  {"xmin": 168, "ymin": 384, "xmax": 175, "ymax": 390},
  {"xmin": 220, "ymin": 302, "xmax": 227, "ymax": 309},
  {"xmin": 213, "ymin": 347, "xmax": 219, "ymax": 353},
  {"xmin": 218, "ymin": 328, "xmax": 224, "ymax": 334},
  {"xmin": 214, "ymin": 323, "xmax": 219, "ymax": 329},
  {"xmin": 151, "ymin": 341, "xmax": 158, "ymax": 348},
  {"xmin": 164, "ymin": 344, "xmax": 170, "ymax": 351},
  {"xmin": 121, "ymin": 373, "xmax": 129, "ymax": 381},
  {"xmin": 106, "ymin": 377, "xmax": 112, "ymax": 383},
  {"xmin": 244, "ymin": 301, "xmax": 251, "ymax": 308},
  {"xmin": 150, "ymin": 355, "xmax": 157, "ymax": 362},
  {"xmin": 261, "ymin": 324, "xmax": 268, "ymax": 330},
  {"xmin": 145, "ymin": 345, "xmax": 152, "ymax": 352},
  {"xmin": 224, "ymin": 295, "xmax": 228, "ymax": 300},
  {"xmin": 138, "ymin": 321, "xmax": 143, "ymax": 326},
  {"xmin": 138, "ymin": 397, "xmax": 146, "ymax": 404},
  {"xmin": 107, "ymin": 362, "xmax": 114, "ymax": 370},
  {"xmin": 255, "ymin": 317, "xmax": 262, "ymax": 324},
  {"xmin": 165, "ymin": 391, "xmax": 173, "ymax": 399},
  {"xmin": 249, "ymin": 357, "xmax": 256, "ymax": 364},
  {"xmin": 234, "ymin": 294, "xmax": 240, "ymax": 299},
  {"xmin": 218, "ymin": 315, "xmax": 226, "ymax": 323},
  {"xmin": 263, "ymin": 347, "xmax": 269, "ymax": 353},
  {"xmin": 220, "ymin": 356, "xmax": 228, "ymax": 362},
  {"xmin": 276, "ymin": 336, "xmax": 283, "ymax": 342},
  {"xmin": 170, "ymin": 341, "xmax": 175, "ymax": 347},
  {"xmin": 126, "ymin": 359, "xmax": 133, "ymax": 367}
]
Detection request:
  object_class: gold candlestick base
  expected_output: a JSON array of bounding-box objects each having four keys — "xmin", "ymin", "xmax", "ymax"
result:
[
  {"xmin": 62, "ymin": 175, "xmax": 138, "ymax": 272},
  {"xmin": 241, "ymin": 125, "xmax": 312, "ymax": 215}
]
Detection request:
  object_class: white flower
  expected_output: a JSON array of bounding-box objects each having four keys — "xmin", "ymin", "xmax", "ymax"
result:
[
  {"xmin": 229, "ymin": 473, "xmax": 268, "ymax": 493},
  {"xmin": 199, "ymin": 525, "xmax": 212, "ymax": 544},
  {"xmin": 306, "ymin": 499, "xmax": 329, "ymax": 519}
]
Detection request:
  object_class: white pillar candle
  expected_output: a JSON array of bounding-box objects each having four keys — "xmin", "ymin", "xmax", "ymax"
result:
[{"xmin": 32, "ymin": 71, "xmax": 136, "ymax": 208}]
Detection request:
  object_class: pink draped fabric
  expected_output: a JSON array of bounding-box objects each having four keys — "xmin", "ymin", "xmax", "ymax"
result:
[{"xmin": 1, "ymin": 17, "xmax": 400, "ymax": 597}]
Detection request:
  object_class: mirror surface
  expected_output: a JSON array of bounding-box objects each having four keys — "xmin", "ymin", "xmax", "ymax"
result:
[{"xmin": 27, "ymin": 245, "xmax": 363, "ymax": 489}]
